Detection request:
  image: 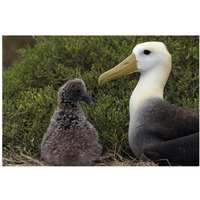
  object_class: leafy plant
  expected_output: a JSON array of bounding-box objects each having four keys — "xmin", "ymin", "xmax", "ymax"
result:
[{"xmin": 3, "ymin": 36, "xmax": 199, "ymax": 161}]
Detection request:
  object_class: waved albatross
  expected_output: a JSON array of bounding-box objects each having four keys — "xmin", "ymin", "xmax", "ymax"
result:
[
  {"xmin": 41, "ymin": 79, "xmax": 102, "ymax": 166},
  {"xmin": 98, "ymin": 41, "xmax": 199, "ymax": 166}
]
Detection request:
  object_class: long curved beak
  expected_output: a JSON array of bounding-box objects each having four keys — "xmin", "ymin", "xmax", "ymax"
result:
[{"xmin": 98, "ymin": 54, "xmax": 138, "ymax": 86}]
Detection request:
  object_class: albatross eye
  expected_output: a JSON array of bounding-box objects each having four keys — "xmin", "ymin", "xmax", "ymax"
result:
[
  {"xmin": 71, "ymin": 89, "xmax": 82, "ymax": 96},
  {"xmin": 144, "ymin": 50, "xmax": 151, "ymax": 55},
  {"xmin": 76, "ymin": 89, "xmax": 81, "ymax": 94}
]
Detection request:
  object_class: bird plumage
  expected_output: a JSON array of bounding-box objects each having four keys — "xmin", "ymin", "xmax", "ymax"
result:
[
  {"xmin": 129, "ymin": 97, "xmax": 199, "ymax": 165},
  {"xmin": 41, "ymin": 79, "xmax": 102, "ymax": 166},
  {"xmin": 98, "ymin": 41, "xmax": 199, "ymax": 166}
]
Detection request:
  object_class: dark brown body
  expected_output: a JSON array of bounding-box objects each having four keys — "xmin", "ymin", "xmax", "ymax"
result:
[{"xmin": 129, "ymin": 98, "xmax": 199, "ymax": 166}]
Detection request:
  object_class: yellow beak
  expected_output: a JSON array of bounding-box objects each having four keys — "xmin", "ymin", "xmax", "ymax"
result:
[{"xmin": 98, "ymin": 54, "xmax": 138, "ymax": 86}]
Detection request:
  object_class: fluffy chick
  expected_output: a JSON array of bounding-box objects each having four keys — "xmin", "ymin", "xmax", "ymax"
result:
[{"xmin": 41, "ymin": 79, "xmax": 102, "ymax": 166}]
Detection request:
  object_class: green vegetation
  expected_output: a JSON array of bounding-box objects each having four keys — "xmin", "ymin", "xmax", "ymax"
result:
[{"xmin": 3, "ymin": 36, "xmax": 199, "ymax": 164}]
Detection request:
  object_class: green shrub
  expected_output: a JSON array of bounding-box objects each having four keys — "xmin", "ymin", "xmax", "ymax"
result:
[{"xmin": 3, "ymin": 36, "xmax": 199, "ymax": 160}]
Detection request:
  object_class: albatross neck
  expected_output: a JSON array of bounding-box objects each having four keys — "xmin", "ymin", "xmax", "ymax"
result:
[{"xmin": 129, "ymin": 65, "xmax": 170, "ymax": 117}]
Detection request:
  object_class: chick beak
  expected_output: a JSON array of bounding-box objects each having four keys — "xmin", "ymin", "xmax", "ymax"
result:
[{"xmin": 81, "ymin": 93, "xmax": 94, "ymax": 108}]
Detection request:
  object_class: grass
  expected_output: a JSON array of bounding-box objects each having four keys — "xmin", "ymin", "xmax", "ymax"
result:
[
  {"xmin": 2, "ymin": 36, "xmax": 199, "ymax": 166},
  {"xmin": 3, "ymin": 152, "xmax": 158, "ymax": 166}
]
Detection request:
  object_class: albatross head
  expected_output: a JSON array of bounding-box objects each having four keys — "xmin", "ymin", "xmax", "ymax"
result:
[
  {"xmin": 98, "ymin": 41, "xmax": 171, "ymax": 86},
  {"xmin": 133, "ymin": 42, "xmax": 171, "ymax": 74},
  {"xmin": 58, "ymin": 79, "xmax": 94, "ymax": 108},
  {"xmin": 98, "ymin": 41, "xmax": 172, "ymax": 114}
]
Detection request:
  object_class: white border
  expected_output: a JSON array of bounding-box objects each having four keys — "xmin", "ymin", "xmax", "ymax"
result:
[{"xmin": 1, "ymin": 1, "xmax": 200, "ymax": 200}]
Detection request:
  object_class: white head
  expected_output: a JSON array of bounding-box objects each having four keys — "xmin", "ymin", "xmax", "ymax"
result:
[
  {"xmin": 98, "ymin": 41, "xmax": 172, "ymax": 113},
  {"xmin": 98, "ymin": 41, "xmax": 171, "ymax": 85},
  {"xmin": 133, "ymin": 42, "xmax": 171, "ymax": 74}
]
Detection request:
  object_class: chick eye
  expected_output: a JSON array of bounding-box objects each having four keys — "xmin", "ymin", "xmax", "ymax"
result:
[
  {"xmin": 76, "ymin": 89, "xmax": 81, "ymax": 94},
  {"xmin": 144, "ymin": 50, "xmax": 151, "ymax": 55}
]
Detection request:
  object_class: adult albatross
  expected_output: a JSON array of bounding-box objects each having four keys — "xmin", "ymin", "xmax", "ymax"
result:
[{"xmin": 98, "ymin": 41, "xmax": 199, "ymax": 166}]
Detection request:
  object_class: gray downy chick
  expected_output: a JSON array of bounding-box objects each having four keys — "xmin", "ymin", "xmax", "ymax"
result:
[{"xmin": 41, "ymin": 78, "xmax": 102, "ymax": 166}]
